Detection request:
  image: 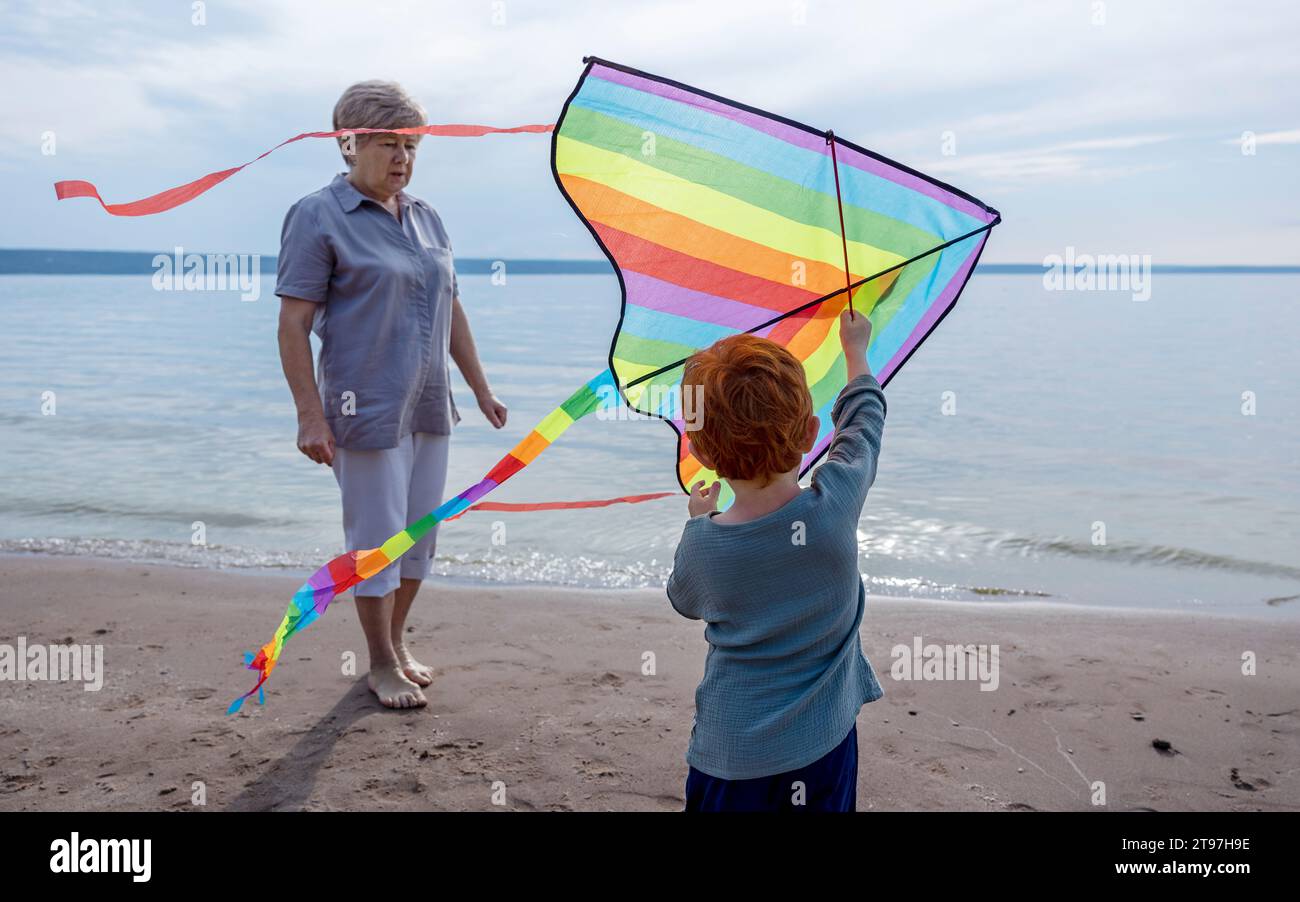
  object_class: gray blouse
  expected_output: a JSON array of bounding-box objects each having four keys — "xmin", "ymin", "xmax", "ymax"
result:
[{"xmin": 275, "ymin": 173, "xmax": 461, "ymax": 450}]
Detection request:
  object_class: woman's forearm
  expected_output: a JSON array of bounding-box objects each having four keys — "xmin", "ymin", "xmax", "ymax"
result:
[
  {"xmin": 449, "ymin": 295, "xmax": 491, "ymax": 398},
  {"xmin": 278, "ymin": 303, "xmax": 326, "ymax": 421}
]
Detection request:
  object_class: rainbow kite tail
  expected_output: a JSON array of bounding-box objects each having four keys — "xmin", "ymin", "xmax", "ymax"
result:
[{"xmin": 228, "ymin": 369, "xmax": 618, "ymax": 713}]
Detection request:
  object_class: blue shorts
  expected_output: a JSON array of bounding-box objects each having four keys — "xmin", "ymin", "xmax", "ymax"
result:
[{"xmin": 684, "ymin": 724, "xmax": 858, "ymax": 812}]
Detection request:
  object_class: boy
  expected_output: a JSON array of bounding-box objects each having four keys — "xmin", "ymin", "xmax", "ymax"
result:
[{"xmin": 666, "ymin": 309, "xmax": 886, "ymax": 812}]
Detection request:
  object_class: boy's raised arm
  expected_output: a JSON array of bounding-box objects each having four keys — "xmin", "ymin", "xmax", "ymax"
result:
[
  {"xmin": 814, "ymin": 309, "xmax": 887, "ymax": 515},
  {"xmin": 841, "ymin": 308, "xmax": 873, "ymax": 384}
]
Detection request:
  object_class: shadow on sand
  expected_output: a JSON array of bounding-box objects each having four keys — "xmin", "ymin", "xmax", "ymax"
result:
[{"xmin": 224, "ymin": 680, "xmax": 407, "ymax": 811}]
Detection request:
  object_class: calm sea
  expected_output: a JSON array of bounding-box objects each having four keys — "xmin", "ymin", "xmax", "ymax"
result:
[{"xmin": 1, "ymin": 270, "xmax": 1297, "ymax": 618}]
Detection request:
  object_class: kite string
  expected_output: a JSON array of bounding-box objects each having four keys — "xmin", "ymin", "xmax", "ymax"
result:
[{"xmin": 826, "ymin": 131, "xmax": 854, "ymax": 315}]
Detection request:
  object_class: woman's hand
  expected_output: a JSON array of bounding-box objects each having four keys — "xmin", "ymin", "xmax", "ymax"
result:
[
  {"xmin": 688, "ymin": 480, "xmax": 721, "ymax": 517},
  {"xmin": 476, "ymin": 391, "xmax": 508, "ymax": 429},
  {"xmin": 297, "ymin": 414, "xmax": 336, "ymax": 465}
]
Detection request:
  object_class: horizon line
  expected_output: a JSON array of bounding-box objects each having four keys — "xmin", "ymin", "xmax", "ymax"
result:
[{"xmin": 0, "ymin": 248, "xmax": 1297, "ymax": 276}]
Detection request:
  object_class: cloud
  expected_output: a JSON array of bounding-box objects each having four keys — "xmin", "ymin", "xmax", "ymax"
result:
[
  {"xmin": 921, "ymin": 134, "xmax": 1175, "ymax": 185},
  {"xmin": 3, "ymin": 0, "xmax": 1298, "ymax": 261},
  {"xmin": 5, "ymin": 0, "xmax": 1298, "ymax": 161},
  {"xmin": 1220, "ymin": 128, "xmax": 1300, "ymax": 145}
]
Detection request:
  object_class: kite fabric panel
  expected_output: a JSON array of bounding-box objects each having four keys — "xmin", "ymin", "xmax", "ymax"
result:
[{"xmin": 552, "ymin": 57, "xmax": 1001, "ymax": 496}]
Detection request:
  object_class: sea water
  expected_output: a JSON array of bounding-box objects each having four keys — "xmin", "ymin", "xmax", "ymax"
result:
[{"xmin": 0, "ymin": 271, "xmax": 1296, "ymax": 618}]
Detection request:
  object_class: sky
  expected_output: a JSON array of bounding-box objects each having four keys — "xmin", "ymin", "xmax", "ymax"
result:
[{"xmin": 3, "ymin": 0, "xmax": 1298, "ymax": 263}]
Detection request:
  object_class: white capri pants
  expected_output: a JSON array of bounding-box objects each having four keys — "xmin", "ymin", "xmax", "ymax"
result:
[{"xmin": 331, "ymin": 431, "xmax": 451, "ymax": 597}]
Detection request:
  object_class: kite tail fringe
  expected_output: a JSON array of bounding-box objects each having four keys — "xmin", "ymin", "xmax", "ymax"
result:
[{"xmin": 228, "ymin": 369, "xmax": 621, "ymax": 713}]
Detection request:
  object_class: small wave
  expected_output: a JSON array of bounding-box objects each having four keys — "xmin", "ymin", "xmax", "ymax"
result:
[
  {"xmin": 858, "ymin": 515, "xmax": 1300, "ymax": 581},
  {"xmin": 967, "ymin": 586, "xmax": 1052, "ymax": 597},
  {"xmin": 863, "ymin": 573, "xmax": 1049, "ymax": 601},
  {"xmin": 984, "ymin": 533, "xmax": 1300, "ymax": 580},
  {"xmin": 0, "ymin": 537, "xmax": 675, "ymax": 590},
  {"xmin": 0, "ymin": 536, "xmax": 1046, "ymax": 600},
  {"xmin": 430, "ymin": 550, "xmax": 671, "ymax": 589},
  {"xmin": 0, "ymin": 537, "xmax": 319, "ymax": 570},
  {"xmin": 0, "ymin": 498, "xmax": 290, "ymax": 529}
]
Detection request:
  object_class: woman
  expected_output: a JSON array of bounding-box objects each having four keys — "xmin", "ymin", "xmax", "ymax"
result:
[{"xmin": 276, "ymin": 80, "xmax": 506, "ymax": 709}]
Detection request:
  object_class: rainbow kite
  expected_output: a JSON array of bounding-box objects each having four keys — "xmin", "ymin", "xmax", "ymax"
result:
[
  {"xmin": 51, "ymin": 56, "xmax": 999, "ymax": 711},
  {"xmin": 555, "ymin": 58, "xmax": 1000, "ymax": 494}
]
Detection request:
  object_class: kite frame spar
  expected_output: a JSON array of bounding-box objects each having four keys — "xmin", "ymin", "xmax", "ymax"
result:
[{"xmin": 550, "ymin": 56, "xmax": 1002, "ymax": 494}]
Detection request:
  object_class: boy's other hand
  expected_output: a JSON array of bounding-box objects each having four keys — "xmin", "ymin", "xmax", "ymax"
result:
[
  {"xmin": 688, "ymin": 480, "xmax": 721, "ymax": 517},
  {"xmin": 839, "ymin": 308, "xmax": 872, "ymax": 357}
]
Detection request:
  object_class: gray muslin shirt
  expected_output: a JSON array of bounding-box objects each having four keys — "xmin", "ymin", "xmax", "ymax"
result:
[
  {"xmin": 275, "ymin": 173, "xmax": 461, "ymax": 450},
  {"xmin": 666, "ymin": 373, "xmax": 888, "ymax": 780}
]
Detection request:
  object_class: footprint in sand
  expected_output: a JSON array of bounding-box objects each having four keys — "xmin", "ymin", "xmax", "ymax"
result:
[
  {"xmin": 1229, "ymin": 768, "xmax": 1265, "ymax": 791},
  {"xmin": 1, "ymin": 773, "xmax": 42, "ymax": 794},
  {"xmin": 576, "ymin": 760, "xmax": 620, "ymax": 779}
]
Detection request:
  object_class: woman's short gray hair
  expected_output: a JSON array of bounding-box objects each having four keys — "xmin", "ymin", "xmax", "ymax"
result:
[{"xmin": 332, "ymin": 80, "xmax": 427, "ymax": 167}]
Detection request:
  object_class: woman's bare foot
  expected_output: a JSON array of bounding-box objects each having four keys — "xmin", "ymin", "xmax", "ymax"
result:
[
  {"xmin": 366, "ymin": 665, "xmax": 427, "ymax": 708},
  {"xmin": 395, "ymin": 646, "xmax": 434, "ymax": 687}
]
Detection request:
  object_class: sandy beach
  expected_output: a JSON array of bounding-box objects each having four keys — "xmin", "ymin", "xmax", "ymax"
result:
[{"xmin": 0, "ymin": 554, "xmax": 1296, "ymax": 812}]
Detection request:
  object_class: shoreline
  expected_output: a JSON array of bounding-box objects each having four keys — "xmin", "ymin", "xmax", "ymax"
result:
[
  {"xmin": 1, "ymin": 548, "xmax": 1292, "ymax": 623},
  {"xmin": 1, "ymin": 555, "xmax": 1297, "ymax": 811}
]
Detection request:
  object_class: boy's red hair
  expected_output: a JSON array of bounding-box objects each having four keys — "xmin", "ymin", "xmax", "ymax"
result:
[{"xmin": 682, "ymin": 334, "xmax": 812, "ymax": 486}]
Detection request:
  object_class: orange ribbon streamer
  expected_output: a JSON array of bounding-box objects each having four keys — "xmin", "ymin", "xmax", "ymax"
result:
[
  {"xmin": 53, "ymin": 123, "xmax": 554, "ymax": 216},
  {"xmin": 449, "ymin": 491, "xmax": 675, "ymax": 520}
]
